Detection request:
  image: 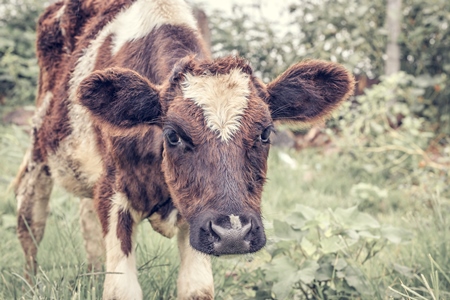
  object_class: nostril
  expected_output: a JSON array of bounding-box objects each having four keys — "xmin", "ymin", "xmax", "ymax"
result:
[
  {"xmin": 210, "ymin": 222, "xmax": 228, "ymax": 238},
  {"xmin": 243, "ymin": 220, "xmax": 252, "ymax": 240},
  {"xmin": 208, "ymin": 221, "xmax": 221, "ymax": 242}
]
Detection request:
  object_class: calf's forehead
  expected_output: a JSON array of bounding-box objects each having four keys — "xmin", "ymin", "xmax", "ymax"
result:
[{"xmin": 167, "ymin": 68, "xmax": 270, "ymax": 142}]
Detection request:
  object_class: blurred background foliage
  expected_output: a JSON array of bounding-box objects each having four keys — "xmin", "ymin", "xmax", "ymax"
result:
[
  {"xmin": 0, "ymin": 0, "xmax": 449, "ymax": 133},
  {"xmin": 0, "ymin": 0, "xmax": 449, "ymax": 299},
  {"xmin": 0, "ymin": 0, "xmax": 41, "ymax": 107},
  {"xmin": 209, "ymin": 0, "xmax": 449, "ymax": 135}
]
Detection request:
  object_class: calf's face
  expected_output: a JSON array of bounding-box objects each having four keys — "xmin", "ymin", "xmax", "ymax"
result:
[{"xmin": 78, "ymin": 56, "xmax": 354, "ymax": 256}]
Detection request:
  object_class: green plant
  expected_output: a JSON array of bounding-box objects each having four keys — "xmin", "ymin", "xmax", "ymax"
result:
[
  {"xmin": 0, "ymin": 0, "xmax": 43, "ymax": 110},
  {"xmin": 332, "ymin": 72, "xmax": 448, "ymax": 190},
  {"xmin": 253, "ymin": 205, "xmax": 412, "ymax": 299}
]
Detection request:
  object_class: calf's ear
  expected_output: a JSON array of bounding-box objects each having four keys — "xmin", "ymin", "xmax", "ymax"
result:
[
  {"xmin": 78, "ymin": 67, "xmax": 162, "ymax": 127},
  {"xmin": 266, "ymin": 60, "xmax": 355, "ymax": 122}
]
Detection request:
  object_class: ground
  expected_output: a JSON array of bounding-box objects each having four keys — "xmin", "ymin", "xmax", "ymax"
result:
[{"xmin": 0, "ymin": 117, "xmax": 449, "ymax": 299}]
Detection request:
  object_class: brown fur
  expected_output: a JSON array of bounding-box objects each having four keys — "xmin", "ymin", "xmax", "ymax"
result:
[
  {"xmin": 117, "ymin": 209, "xmax": 133, "ymax": 255},
  {"xmin": 36, "ymin": 0, "xmax": 136, "ymax": 156},
  {"xmin": 266, "ymin": 60, "xmax": 355, "ymax": 122},
  {"xmin": 35, "ymin": 1, "xmax": 65, "ymax": 107},
  {"xmin": 111, "ymin": 24, "xmax": 210, "ymax": 84},
  {"xmin": 94, "ymin": 162, "xmax": 114, "ymax": 236},
  {"xmin": 78, "ymin": 68, "xmax": 162, "ymax": 127}
]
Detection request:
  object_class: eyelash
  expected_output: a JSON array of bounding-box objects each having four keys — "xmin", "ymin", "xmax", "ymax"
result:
[
  {"xmin": 164, "ymin": 129, "xmax": 182, "ymax": 146},
  {"xmin": 259, "ymin": 126, "xmax": 273, "ymax": 143}
]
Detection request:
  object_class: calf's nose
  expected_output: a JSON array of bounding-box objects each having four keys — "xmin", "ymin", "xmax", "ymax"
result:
[{"xmin": 209, "ymin": 215, "xmax": 252, "ymax": 254}]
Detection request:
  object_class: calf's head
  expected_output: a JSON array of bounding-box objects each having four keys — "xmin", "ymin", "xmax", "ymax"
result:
[{"xmin": 78, "ymin": 56, "xmax": 354, "ymax": 256}]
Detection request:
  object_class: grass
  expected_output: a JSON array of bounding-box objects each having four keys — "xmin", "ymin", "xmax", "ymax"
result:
[{"xmin": 0, "ymin": 122, "xmax": 449, "ymax": 299}]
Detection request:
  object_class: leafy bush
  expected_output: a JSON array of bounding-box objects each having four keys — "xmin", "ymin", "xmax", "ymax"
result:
[
  {"xmin": 332, "ymin": 72, "xmax": 449, "ymax": 192},
  {"xmin": 253, "ymin": 205, "xmax": 411, "ymax": 299},
  {"xmin": 209, "ymin": 5, "xmax": 292, "ymax": 83},
  {"xmin": 0, "ymin": 0, "xmax": 43, "ymax": 109},
  {"xmin": 287, "ymin": 0, "xmax": 450, "ymax": 133},
  {"xmin": 401, "ymin": 0, "xmax": 450, "ymax": 134}
]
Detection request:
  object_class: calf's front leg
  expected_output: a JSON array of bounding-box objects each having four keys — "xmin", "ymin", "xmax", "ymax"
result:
[
  {"xmin": 177, "ymin": 223, "xmax": 214, "ymax": 300},
  {"xmin": 100, "ymin": 195, "xmax": 142, "ymax": 300}
]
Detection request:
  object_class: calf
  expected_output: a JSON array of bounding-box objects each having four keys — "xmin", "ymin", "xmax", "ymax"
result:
[{"xmin": 14, "ymin": 0, "xmax": 354, "ymax": 299}]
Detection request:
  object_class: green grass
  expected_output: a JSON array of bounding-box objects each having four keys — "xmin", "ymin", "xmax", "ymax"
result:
[{"xmin": 0, "ymin": 123, "xmax": 449, "ymax": 299}]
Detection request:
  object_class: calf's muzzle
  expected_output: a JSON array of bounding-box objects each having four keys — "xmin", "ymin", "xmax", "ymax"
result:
[{"xmin": 190, "ymin": 212, "xmax": 266, "ymax": 256}]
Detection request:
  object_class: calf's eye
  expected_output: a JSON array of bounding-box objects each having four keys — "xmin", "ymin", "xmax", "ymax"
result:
[
  {"xmin": 260, "ymin": 127, "xmax": 272, "ymax": 143},
  {"xmin": 165, "ymin": 130, "xmax": 181, "ymax": 146}
]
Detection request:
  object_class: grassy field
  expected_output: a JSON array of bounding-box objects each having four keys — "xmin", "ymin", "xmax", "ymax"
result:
[{"xmin": 0, "ymin": 120, "xmax": 449, "ymax": 299}]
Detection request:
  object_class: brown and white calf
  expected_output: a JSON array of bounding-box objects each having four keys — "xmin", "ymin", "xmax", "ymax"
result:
[{"xmin": 14, "ymin": 0, "xmax": 354, "ymax": 299}]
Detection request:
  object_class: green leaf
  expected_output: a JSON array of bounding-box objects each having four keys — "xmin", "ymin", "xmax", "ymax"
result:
[
  {"xmin": 332, "ymin": 258, "xmax": 348, "ymax": 271},
  {"xmin": 315, "ymin": 262, "xmax": 333, "ymax": 281},
  {"xmin": 332, "ymin": 206, "xmax": 380, "ymax": 230},
  {"xmin": 344, "ymin": 266, "xmax": 371, "ymax": 295},
  {"xmin": 358, "ymin": 230, "xmax": 380, "ymax": 240},
  {"xmin": 266, "ymin": 240, "xmax": 292, "ymax": 258},
  {"xmin": 300, "ymin": 237, "xmax": 317, "ymax": 256},
  {"xmin": 273, "ymin": 219, "xmax": 304, "ymax": 242},
  {"xmin": 264, "ymin": 256, "xmax": 299, "ymax": 282},
  {"xmin": 266, "ymin": 256, "xmax": 300, "ymax": 299},
  {"xmin": 336, "ymin": 271, "xmax": 345, "ymax": 279},
  {"xmin": 293, "ymin": 204, "xmax": 319, "ymax": 221},
  {"xmin": 271, "ymin": 280, "xmax": 292, "ymax": 300},
  {"xmin": 285, "ymin": 212, "xmax": 307, "ymax": 229},
  {"xmin": 381, "ymin": 226, "xmax": 413, "ymax": 244},
  {"xmin": 320, "ymin": 236, "xmax": 347, "ymax": 254},
  {"xmin": 297, "ymin": 260, "xmax": 320, "ymax": 284}
]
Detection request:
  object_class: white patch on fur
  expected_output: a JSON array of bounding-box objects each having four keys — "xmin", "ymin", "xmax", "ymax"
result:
[
  {"xmin": 229, "ymin": 214, "xmax": 242, "ymax": 230},
  {"xmin": 110, "ymin": 0, "xmax": 198, "ymax": 55},
  {"xmin": 148, "ymin": 208, "xmax": 179, "ymax": 238},
  {"xmin": 103, "ymin": 204, "xmax": 142, "ymax": 300},
  {"xmin": 47, "ymin": 102, "xmax": 103, "ymax": 197},
  {"xmin": 177, "ymin": 223, "xmax": 214, "ymax": 299},
  {"xmin": 55, "ymin": 4, "xmax": 65, "ymax": 20},
  {"xmin": 35, "ymin": 92, "xmax": 52, "ymax": 116},
  {"xmin": 182, "ymin": 69, "xmax": 251, "ymax": 142},
  {"xmin": 55, "ymin": 5, "xmax": 66, "ymax": 37},
  {"xmin": 33, "ymin": 92, "xmax": 52, "ymax": 132},
  {"xmin": 111, "ymin": 192, "xmax": 143, "ymax": 222},
  {"xmin": 111, "ymin": 192, "xmax": 132, "ymax": 210}
]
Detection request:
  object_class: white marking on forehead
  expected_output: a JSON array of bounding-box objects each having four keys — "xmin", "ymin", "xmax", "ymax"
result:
[
  {"xmin": 182, "ymin": 69, "xmax": 251, "ymax": 142},
  {"xmin": 111, "ymin": 0, "xmax": 198, "ymax": 55},
  {"xmin": 229, "ymin": 214, "xmax": 242, "ymax": 230}
]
